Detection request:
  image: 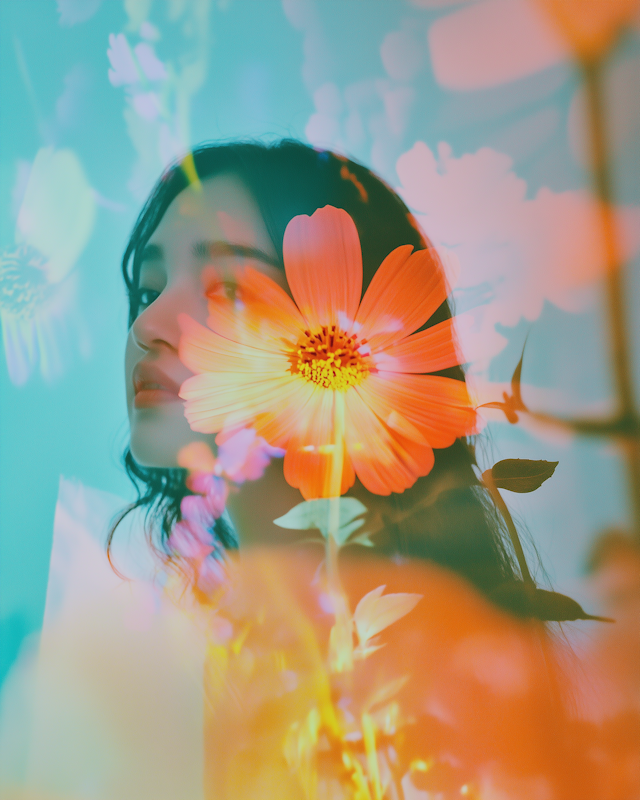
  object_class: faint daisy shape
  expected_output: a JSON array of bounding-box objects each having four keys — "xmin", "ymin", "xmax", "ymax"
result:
[{"xmin": 1, "ymin": 147, "xmax": 95, "ymax": 385}]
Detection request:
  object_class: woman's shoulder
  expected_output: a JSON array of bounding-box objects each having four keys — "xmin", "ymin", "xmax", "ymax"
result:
[
  {"xmin": 0, "ymin": 477, "xmax": 208, "ymax": 799},
  {"xmin": 44, "ymin": 476, "xmax": 159, "ymax": 628}
]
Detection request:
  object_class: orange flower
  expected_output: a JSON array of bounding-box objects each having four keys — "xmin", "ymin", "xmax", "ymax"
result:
[
  {"xmin": 179, "ymin": 205, "xmax": 476, "ymax": 500},
  {"xmin": 535, "ymin": 0, "xmax": 640, "ymax": 62}
]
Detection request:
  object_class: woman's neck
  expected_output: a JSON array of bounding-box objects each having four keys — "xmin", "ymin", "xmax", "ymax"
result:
[
  {"xmin": 225, "ymin": 459, "xmax": 310, "ymax": 547},
  {"xmin": 225, "ymin": 461, "xmax": 391, "ymax": 552}
]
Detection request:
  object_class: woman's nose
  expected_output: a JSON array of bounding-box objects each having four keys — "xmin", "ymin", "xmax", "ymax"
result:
[
  {"xmin": 130, "ymin": 281, "xmax": 208, "ymax": 353},
  {"xmin": 131, "ymin": 291, "xmax": 182, "ymax": 353}
]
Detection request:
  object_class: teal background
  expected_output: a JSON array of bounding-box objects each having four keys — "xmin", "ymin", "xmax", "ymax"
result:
[{"xmin": 1, "ymin": 0, "xmax": 639, "ymax": 686}]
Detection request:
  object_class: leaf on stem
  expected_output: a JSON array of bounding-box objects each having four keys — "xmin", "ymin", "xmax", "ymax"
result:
[
  {"xmin": 363, "ymin": 675, "xmax": 409, "ymax": 712},
  {"xmin": 273, "ymin": 497, "xmax": 369, "ymax": 546},
  {"xmin": 349, "ymin": 532, "xmax": 375, "ymax": 547},
  {"xmin": 353, "ymin": 638, "xmax": 386, "ymax": 661},
  {"xmin": 490, "ymin": 459, "xmax": 558, "ymax": 493},
  {"xmin": 491, "ymin": 582, "xmax": 614, "ymax": 622},
  {"xmin": 353, "ymin": 585, "xmax": 422, "ymax": 647},
  {"xmin": 478, "ymin": 340, "xmax": 528, "ymax": 423}
]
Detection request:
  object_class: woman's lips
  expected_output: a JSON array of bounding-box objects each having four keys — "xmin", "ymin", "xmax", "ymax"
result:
[
  {"xmin": 134, "ymin": 387, "xmax": 181, "ymax": 408},
  {"xmin": 133, "ymin": 362, "xmax": 182, "ymax": 409}
]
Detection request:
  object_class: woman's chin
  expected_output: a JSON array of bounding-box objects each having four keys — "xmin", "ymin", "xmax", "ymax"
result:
[
  {"xmin": 129, "ymin": 440, "xmax": 179, "ymax": 469},
  {"xmin": 128, "ymin": 412, "xmax": 216, "ymax": 469}
]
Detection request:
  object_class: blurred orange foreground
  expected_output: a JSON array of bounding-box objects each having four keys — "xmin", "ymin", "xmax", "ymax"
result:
[{"xmin": 202, "ymin": 549, "xmax": 639, "ymax": 800}]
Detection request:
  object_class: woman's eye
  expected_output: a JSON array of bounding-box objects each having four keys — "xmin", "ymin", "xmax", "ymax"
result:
[
  {"xmin": 205, "ymin": 281, "xmax": 239, "ymax": 302},
  {"xmin": 138, "ymin": 288, "xmax": 160, "ymax": 309}
]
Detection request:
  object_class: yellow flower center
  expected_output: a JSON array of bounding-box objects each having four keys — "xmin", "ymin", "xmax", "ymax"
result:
[
  {"xmin": 0, "ymin": 244, "xmax": 51, "ymax": 320},
  {"xmin": 293, "ymin": 325, "xmax": 370, "ymax": 391}
]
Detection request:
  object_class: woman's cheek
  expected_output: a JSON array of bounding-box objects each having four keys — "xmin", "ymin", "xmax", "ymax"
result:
[{"xmin": 124, "ymin": 332, "xmax": 140, "ymax": 414}]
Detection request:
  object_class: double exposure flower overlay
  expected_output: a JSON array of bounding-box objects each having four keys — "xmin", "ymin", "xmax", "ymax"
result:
[
  {"xmin": 171, "ymin": 207, "xmax": 626, "ymax": 798},
  {"xmin": 201, "ymin": 549, "xmax": 606, "ymax": 800},
  {"xmin": 168, "ymin": 434, "xmax": 284, "ymax": 597},
  {"xmin": 179, "ymin": 205, "xmax": 476, "ymax": 501},
  {"xmin": 1, "ymin": 147, "xmax": 95, "ymax": 385}
]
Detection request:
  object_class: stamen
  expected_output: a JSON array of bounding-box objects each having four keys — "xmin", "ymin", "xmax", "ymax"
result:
[{"xmin": 291, "ymin": 324, "xmax": 370, "ymax": 391}]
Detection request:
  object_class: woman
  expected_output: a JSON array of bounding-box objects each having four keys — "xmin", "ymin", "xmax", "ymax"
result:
[
  {"xmin": 117, "ymin": 138, "xmax": 519, "ymax": 603},
  {"xmin": 114, "ymin": 138, "xmax": 609, "ymax": 799}
]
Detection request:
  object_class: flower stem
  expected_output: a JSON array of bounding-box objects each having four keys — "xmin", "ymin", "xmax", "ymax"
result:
[
  {"xmin": 327, "ymin": 393, "xmax": 346, "ymax": 586},
  {"xmin": 326, "ymin": 392, "xmax": 353, "ymax": 673},
  {"xmin": 482, "ymin": 469, "xmax": 534, "ymax": 589},
  {"xmin": 582, "ymin": 57, "xmax": 640, "ymax": 540}
]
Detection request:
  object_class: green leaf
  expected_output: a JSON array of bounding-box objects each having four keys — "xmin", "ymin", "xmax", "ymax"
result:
[
  {"xmin": 349, "ymin": 532, "xmax": 375, "ymax": 548},
  {"xmin": 335, "ymin": 518, "xmax": 365, "ymax": 545},
  {"xmin": 490, "ymin": 582, "xmax": 614, "ymax": 622},
  {"xmin": 531, "ymin": 589, "xmax": 613, "ymax": 622},
  {"xmin": 273, "ymin": 497, "xmax": 368, "ymax": 545},
  {"xmin": 491, "ymin": 459, "xmax": 558, "ymax": 493}
]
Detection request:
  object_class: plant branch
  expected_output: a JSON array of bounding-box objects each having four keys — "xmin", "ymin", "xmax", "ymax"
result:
[
  {"xmin": 582, "ymin": 57, "xmax": 640, "ymax": 538},
  {"xmin": 482, "ymin": 469, "xmax": 534, "ymax": 589},
  {"xmin": 523, "ymin": 410, "xmax": 640, "ymax": 440}
]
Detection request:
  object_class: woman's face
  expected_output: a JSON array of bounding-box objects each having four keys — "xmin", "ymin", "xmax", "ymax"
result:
[{"xmin": 125, "ymin": 173, "xmax": 284, "ymax": 468}]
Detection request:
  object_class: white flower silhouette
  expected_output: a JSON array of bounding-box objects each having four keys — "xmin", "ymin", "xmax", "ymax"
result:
[
  {"xmin": 107, "ymin": 33, "xmax": 167, "ymax": 87},
  {"xmin": 107, "ymin": 34, "xmax": 167, "ymax": 123},
  {"xmin": 0, "ymin": 147, "xmax": 95, "ymax": 385}
]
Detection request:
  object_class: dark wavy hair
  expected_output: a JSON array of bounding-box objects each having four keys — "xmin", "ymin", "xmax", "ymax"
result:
[{"xmin": 112, "ymin": 139, "xmax": 525, "ymax": 602}]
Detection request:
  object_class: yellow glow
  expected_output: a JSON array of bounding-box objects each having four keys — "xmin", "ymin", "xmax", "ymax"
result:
[
  {"xmin": 180, "ymin": 151, "xmax": 202, "ymax": 192},
  {"xmin": 362, "ymin": 712, "xmax": 383, "ymax": 800},
  {"xmin": 411, "ymin": 757, "xmax": 434, "ymax": 773}
]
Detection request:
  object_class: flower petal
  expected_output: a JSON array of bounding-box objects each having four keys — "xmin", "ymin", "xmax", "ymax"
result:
[
  {"xmin": 180, "ymin": 371, "xmax": 303, "ymax": 434},
  {"xmin": 16, "ymin": 147, "xmax": 96, "ymax": 282},
  {"xmin": 179, "ymin": 314, "xmax": 289, "ymax": 375},
  {"xmin": 358, "ymin": 373, "xmax": 477, "ymax": 449},
  {"xmin": 344, "ymin": 388, "xmax": 435, "ymax": 495},
  {"xmin": 169, "ymin": 520, "xmax": 214, "ymax": 560},
  {"xmin": 252, "ymin": 378, "xmax": 318, "ymax": 448},
  {"xmin": 373, "ymin": 317, "xmax": 463, "ymax": 374},
  {"xmin": 283, "ymin": 389, "xmax": 355, "ymax": 500},
  {"xmin": 177, "ymin": 441, "xmax": 217, "ymax": 474},
  {"xmin": 283, "ymin": 206, "xmax": 362, "ymax": 331},
  {"xmin": 206, "ymin": 266, "xmax": 306, "ymax": 351},
  {"xmin": 356, "ymin": 245, "xmax": 448, "ymax": 350},
  {"xmin": 1, "ymin": 312, "xmax": 35, "ymax": 386},
  {"xmin": 34, "ymin": 311, "xmax": 64, "ymax": 382}
]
